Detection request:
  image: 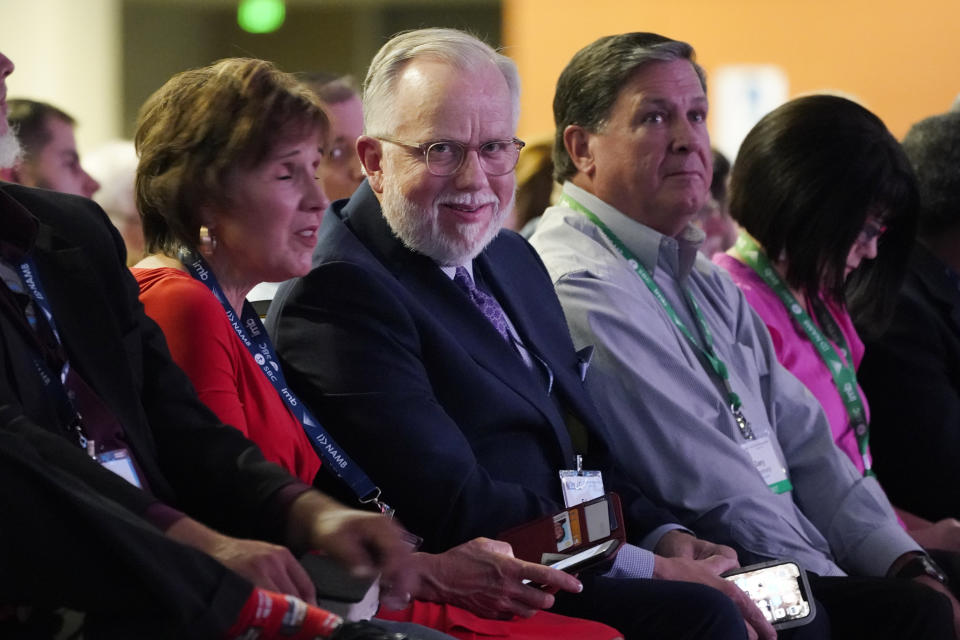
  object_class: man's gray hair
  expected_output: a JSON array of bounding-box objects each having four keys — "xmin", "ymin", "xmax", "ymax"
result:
[
  {"xmin": 552, "ymin": 33, "xmax": 705, "ymax": 183},
  {"xmin": 902, "ymin": 109, "xmax": 960, "ymax": 237},
  {"xmin": 363, "ymin": 28, "xmax": 520, "ymax": 136}
]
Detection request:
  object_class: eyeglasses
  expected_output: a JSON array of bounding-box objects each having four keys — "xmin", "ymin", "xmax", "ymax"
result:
[
  {"xmin": 856, "ymin": 219, "xmax": 887, "ymax": 247},
  {"xmin": 324, "ymin": 143, "xmax": 355, "ymax": 167},
  {"xmin": 375, "ymin": 136, "xmax": 525, "ymax": 177}
]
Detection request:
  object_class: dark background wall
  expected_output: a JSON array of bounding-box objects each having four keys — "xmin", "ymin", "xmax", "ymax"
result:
[{"xmin": 121, "ymin": 0, "xmax": 500, "ymax": 136}]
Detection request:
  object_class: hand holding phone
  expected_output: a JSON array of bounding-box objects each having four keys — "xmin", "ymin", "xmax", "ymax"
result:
[
  {"xmin": 723, "ymin": 560, "xmax": 816, "ymax": 630},
  {"xmin": 523, "ymin": 538, "xmax": 621, "ymax": 588}
]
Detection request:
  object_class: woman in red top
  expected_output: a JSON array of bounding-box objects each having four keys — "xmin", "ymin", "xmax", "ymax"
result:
[{"xmin": 132, "ymin": 57, "xmax": 620, "ymax": 640}]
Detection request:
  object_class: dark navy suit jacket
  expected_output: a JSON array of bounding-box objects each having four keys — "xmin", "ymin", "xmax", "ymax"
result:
[
  {"xmin": 860, "ymin": 244, "xmax": 960, "ymax": 521},
  {"xmin": 268, "ymin": 181, "xmax": 676, "ymax": 553}
]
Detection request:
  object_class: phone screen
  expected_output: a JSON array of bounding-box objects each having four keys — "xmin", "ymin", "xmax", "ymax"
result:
[{"xmin": 724, "ymin": 561, "xmax": 812, "ymax": 628}]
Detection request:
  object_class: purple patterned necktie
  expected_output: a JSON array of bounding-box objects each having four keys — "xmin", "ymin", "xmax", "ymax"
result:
[{"xmin": 454, "ymin": 266, "xmax": 512, "ymax": 343}]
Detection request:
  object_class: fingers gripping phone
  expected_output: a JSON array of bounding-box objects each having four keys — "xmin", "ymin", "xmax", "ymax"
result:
[
  {"xmin": 521, "ymin": 538, "xmax": 621, "ymax": 588},
  {"xmin": 723, "ymin": 560, "xmax": 816, "ymax": 630}
]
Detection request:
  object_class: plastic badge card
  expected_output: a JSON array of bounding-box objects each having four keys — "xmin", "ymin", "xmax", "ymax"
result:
[
  {"xmin": 96, "ymin": 449, "xmax": 142, "ymax": 488},
  {"xmin": 559, "ymin": 469, "xmax": 604, "ymax": 507}
]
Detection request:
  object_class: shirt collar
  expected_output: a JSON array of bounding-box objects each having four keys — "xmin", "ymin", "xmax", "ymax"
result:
[
  {"xmin": 439, "ymin": 262, "xmax": 474, "ymax": 281},
  {"xmin": 562, "ymin": 181, "xmax": 704, "ymax": 279},
  {"xmin": 0, "ymin": 186, "xmax": 40, "ymax": 264}
]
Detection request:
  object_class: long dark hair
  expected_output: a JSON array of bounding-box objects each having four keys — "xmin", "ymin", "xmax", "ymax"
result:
[{"xmin": 728, "ymin": 94, "xmax": 918, "ymax": 338}]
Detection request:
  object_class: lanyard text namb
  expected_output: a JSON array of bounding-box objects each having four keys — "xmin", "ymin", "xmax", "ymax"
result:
[
  {"xmin": 560, "ymin": 194, "xmax": 756, "ymax": 441},
  {"xmin": 180, "ymin": 250, "xmax": 390, "ymax": 512},
  {"xmin": 734, "ymin": 233, "xmax": 874, "ymax": 476}
]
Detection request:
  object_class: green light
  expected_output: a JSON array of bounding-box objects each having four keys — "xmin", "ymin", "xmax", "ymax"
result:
[{"xmin": 238, "ymin": 0, "xmax": 285, "ymax": 34}]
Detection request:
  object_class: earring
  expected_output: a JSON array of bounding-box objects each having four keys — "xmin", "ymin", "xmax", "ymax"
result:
[{"xmin": 199, "ymin": 225, "xmax": 218, "ymax": 257}]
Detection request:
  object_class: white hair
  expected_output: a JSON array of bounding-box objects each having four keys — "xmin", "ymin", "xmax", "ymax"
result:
[
  {"xmin": 362, "ymin": 28, "xmax": 521, "ymax": 136},
  {"xmin": 0, "ymin": 127, "xmax": 22, "ymax": 170},
  {"xmin": 83, "ymin": 139, "xmax": 139, "ymax": 227}
]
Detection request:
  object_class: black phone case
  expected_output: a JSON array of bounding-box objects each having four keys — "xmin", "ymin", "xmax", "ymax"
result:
[{"xmin": 299, "ymin": 552, "xmax": 377, "ymax": 603}]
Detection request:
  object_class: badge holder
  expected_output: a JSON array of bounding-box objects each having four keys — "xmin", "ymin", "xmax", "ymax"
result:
[
  {"xmin": 87, "ymin": 440, "xmax": 143, "ymax": 488},
  {"xmin": 560, "ymin": 454, "xmax": 604, "ymax": 507},
  {"xmin": 498, "ymin": 492, "xmax": 625, "ymax": 572},
  {"xmin": 741, "ymin": 437, "xmax": 793, "ymax": 494}
]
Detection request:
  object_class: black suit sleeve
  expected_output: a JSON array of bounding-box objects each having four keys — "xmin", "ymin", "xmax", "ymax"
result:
[
  {"xmin": 860, "ymin": 285, "xmax": 960, "ymax": 522},
  {"xmin": 21, "ymin": 188, "xmax": 302, "ymax": 543},
  {"xmin": 0, "ymin": 407, "xmax": 251, "ymax": 637}
]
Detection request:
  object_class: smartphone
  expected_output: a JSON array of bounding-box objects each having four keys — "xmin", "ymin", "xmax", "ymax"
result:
[
  {"xmin": 723, "ymin": 560, "xmax": 816, "ymax": 630},
  {"xmin": 299, "ymin": 552, "xmax": 378, "ymax": 603},
  {"xmin": 548, "ymin": 538, "xmax": 621, "ymax": 573},
  {"xmin": 523, "ymin": 538, "xmax": 621, "ymax": 587}
]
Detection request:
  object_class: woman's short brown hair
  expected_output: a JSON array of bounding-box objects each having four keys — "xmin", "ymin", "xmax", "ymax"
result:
[{"xmin": 135, "ymin": 58, "xmax": 328, "ymax": 255}]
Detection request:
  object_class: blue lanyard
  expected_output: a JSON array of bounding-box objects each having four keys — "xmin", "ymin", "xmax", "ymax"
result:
[
  {"xmin": 16, "ymin": 256, "xmax": 91, "ymax": 451},
  {"xmin": 18, "ymin": 256, "xmax": 63, "ymax": 342},
  {"xmin": 179, "ymin": 251, "xmax": 389, "ymax": 512}
]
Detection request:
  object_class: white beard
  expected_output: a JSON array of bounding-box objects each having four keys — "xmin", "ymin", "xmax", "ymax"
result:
[
  {"xmin": 380, "ymin": 178, "xmax": 513, "ymax": 266},
  {"xmin": 0, "ymin": 127, "xmax": 21, "ymax": 169}
]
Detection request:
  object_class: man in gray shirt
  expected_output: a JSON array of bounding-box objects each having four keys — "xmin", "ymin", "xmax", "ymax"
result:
[{"xmin": 529, "ymin": 31, "xmax": 958, "ymax": 639}]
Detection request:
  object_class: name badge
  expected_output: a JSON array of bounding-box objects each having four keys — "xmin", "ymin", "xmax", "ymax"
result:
[
  {"xmin": 96, "ymin": 449, "xmax": 143, "ymax": 488},
  {"xmin": 741, "ymin": 437, "xmax": 792, "ymax": 494},
  {"xmin": 559, "ymin": 469, "xmax": 604, "ymax": 507}
]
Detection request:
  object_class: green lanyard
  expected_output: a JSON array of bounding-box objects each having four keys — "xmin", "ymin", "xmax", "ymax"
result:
[
  {"xmin": 560, "ymin": 194, "xmax": 756, "ymax": 442},
  {"xmin": 734, "ymin": 233, "xmax": 874, "ymax": 476}
]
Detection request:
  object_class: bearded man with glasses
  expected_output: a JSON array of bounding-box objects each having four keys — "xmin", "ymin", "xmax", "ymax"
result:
[{"xmin": 267, "ymin": 27, "xmax": 766, "ymax": 640}]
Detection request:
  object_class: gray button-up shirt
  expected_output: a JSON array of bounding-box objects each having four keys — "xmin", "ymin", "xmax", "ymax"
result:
[{"xmin": 529, "ymin": 181, "xmax": 918, "ymax": 577}]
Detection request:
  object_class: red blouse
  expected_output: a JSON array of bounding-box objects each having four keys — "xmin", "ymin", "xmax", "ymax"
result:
[{"xmin": 134, "ymin": 267, "xmax": 321, "ymax": 484}]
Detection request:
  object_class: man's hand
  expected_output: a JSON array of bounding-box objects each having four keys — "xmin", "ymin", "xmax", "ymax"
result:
[
  {"xmin": 654, "ymin": 529, "xmax": 739, "ymax": 562},
  {"xmin": 166, "ymin": 516, "xmax": 317, "ymax": 603},
  {"xmin": 392, "ymin": 537, "xmax": 583, "ymax": 620},
  {"xmin": 286, "ymin": 491, "xmax": 415, "ymax": 579},
  {"xmin": 909, "ymin": 518, "xmax": 960, "ymax": 552},
  {"xmin": 653, "ymin": 554, "xmax": 776, "ymax": 640}
]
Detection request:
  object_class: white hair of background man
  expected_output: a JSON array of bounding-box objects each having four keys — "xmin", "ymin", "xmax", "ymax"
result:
[
  {"xmin": 84, "ymin": 139, "xmax": 138, "ymax": 227},
  {"xmin": 0, "ymin": 128, "xmax": 22, "ymax": 169},
  {"xmin": 362, "ymin": 28, "xmax": 521, "ymax": 137}
]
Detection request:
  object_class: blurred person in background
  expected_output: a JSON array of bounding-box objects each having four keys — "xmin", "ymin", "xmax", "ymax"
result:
[
  {"xmin": 85, "ymin": 139, "xmax": 144, "ymax": 265},
  {"xmin": 858, "ymin": 109, "xmax": 960, "ymax": 525},
  {"xmin": 694, "ymin": 148, "xmax": 736, "ymax": 258},
  {"xmin": 508, "ymin": 134, "xmax": 557, "ymax": 237},
  {"xmin": 0, "ymin": 98, "xmax": 99, "ymax": 198},
  {"xmin": 298, "ymin": 72, "xmax": 365, "ymax": 202}
]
